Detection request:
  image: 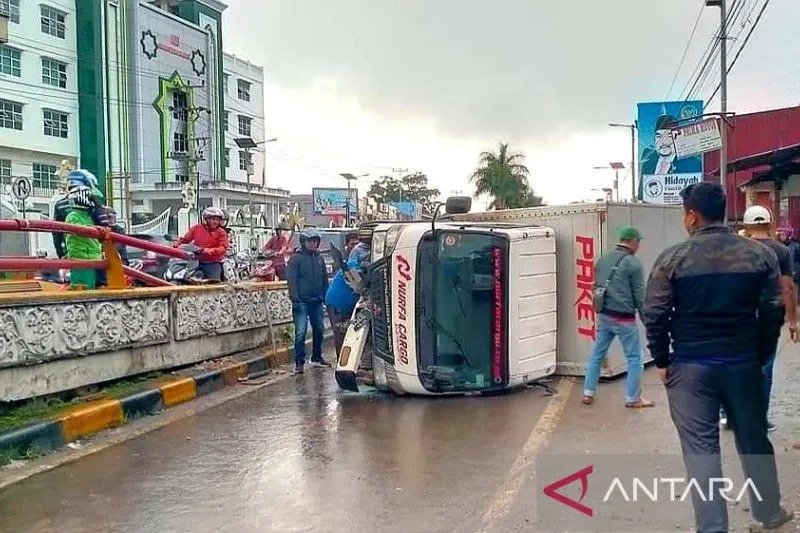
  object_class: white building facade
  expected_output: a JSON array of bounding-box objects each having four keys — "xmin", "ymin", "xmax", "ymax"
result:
[
  {"xmin": 223, "ymin": 52, "xmax": 264, "ymax": 185},
  {"xmin": 0, "ymin": 0, "xmax": 79, "ymax": 214}
]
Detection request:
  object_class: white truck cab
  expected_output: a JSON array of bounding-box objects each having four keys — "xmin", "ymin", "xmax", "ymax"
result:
[{"xmin": 336, "ymin": 202, "xmax": 557, "ymax": 396}]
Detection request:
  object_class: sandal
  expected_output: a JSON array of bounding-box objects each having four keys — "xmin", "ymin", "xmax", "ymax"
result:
[
  {"xmin": 582, "ymin": 395, "xmax": 594, "ymax": 405},
  {"xmin": 625, "ymin": 398, "xmax": 655, "ymax": 408}
]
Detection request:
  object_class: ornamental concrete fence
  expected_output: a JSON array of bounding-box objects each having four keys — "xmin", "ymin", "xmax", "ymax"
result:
[{"xmin": 0, "ymin": 282, "xmax": 303, "ymax": 402}]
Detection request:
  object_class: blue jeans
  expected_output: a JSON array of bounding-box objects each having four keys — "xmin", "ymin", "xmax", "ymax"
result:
[
  {"xmin": 583, "ymin": 314, "xmax": 643, "ymax": 403},
  {"xmin": 293, "ymin": 301, "xmax": 325, "ymax": 365}
]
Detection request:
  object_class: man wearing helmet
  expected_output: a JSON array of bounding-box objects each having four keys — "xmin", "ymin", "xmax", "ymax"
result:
[
  {"xmin": 261, "ymin": 222, "xmax": 292, "ymax": 280},
  {"xmin": 53, "ymin": 169, "xmax": 104, "ymax": 259},
  {"xmin": 64, "ymin": 185, "xmax": 102, "ymax": 289},
  {"xmin": 286, "ymin": 228, "xmax": 330, "ymax": 374},
  {"xmin": 173, "ymin": 207, "xmax": 230, "ymax": 281}
]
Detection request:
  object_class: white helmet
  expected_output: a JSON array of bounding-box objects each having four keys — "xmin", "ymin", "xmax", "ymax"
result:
[
  {"xmin": 202, "ymin": 206, "xmax": 225, "ymax": 224},
  {"xmin": 743, "ymin": 205, "xmax": 772, "ymax": 225}
]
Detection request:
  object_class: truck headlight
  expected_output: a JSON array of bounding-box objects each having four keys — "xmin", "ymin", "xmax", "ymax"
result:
[
  {"xmin": 384, "ymin": 225, "xmax": 404, "ymax": 256},
  {"xmin": 371, "ymin": 231, "xmax": 387, "ymax": 262}
]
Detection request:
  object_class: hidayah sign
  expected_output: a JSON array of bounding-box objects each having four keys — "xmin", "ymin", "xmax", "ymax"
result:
[
  {"xmin": 641, "ymin": 173, "xmax": 701, "ymax": 206},
  {"xmin": 673, "ymin": 118, "xmax": 722, "ymax": 159},
  {"xmin": 637, "ymin": 100, "xmax": 704, "ymax": 205}
]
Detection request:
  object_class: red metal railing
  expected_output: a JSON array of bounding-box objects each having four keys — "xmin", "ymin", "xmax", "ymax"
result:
[{"xmin": 0, "ymin": 219, "xmax": 190, "ymax": 289}]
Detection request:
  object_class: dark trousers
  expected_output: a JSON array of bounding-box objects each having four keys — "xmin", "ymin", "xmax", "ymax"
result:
[
  {"xmin": 327, "ymin": 307, "xmax": 349, "ymax": 359},
  {"xmin": 666, "ymin": 361, "xmax": 783, "ymax": 532},
  {"xmin": 293, "ymin": 301, "xmax": 325, "ymax": 365},
  {"xmin": 198, "ymin": 262, "xmax": 222, "ymax": 281}
]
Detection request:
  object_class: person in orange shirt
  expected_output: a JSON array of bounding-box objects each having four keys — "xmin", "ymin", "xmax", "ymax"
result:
[
  {"xmin": 261, "ymin": 222, "xmax": 292, "ymax": 280},
  {"xmin": 174, "ymin": 207, "xmax": 230, "ymax": 281}
]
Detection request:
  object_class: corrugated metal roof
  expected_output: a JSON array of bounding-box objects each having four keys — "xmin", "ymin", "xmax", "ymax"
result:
[{"xmin": 703, "ymin": 106, "xmax": 800, "ymax": 220}]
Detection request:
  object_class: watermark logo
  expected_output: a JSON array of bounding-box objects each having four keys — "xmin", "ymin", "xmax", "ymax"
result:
[{"xmin": 542, "ymin": 465, "xmax": 594, "ymax": 517}]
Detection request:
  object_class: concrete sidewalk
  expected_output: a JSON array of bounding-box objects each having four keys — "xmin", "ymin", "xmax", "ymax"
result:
[{"xmin": 500, "ymin": 333, "xmax": 800, "ymax": 532}]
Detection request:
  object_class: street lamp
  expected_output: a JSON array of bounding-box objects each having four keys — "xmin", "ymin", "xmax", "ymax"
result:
[
  {"xmin": 593, "ymin": 162, "xmax": 625, "ymax": 202},
  {"xmin": 235, "ymin": 136, "xmax": 278, "ymax": 248},
  {"xmin": 339, "ymin": 172, "xmax": 369, "ymax": 227},
  {"xmin": 609, "ymin": 122, "xmax": 637, "ymax": 202}
]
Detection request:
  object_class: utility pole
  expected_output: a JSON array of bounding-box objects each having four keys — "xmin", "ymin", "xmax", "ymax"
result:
[
  {"xmin": 707, "ymin": 0, "xmax": 728, "ymax": 223},
  {"xmin": 393, "ymin": 167, "xmax": 408, "ymax": 202},
  {"xmin": 609, "ymin": 122, "xmax": 638, "ymax": 202}
]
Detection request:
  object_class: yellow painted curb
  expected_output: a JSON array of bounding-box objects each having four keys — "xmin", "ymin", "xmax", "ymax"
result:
[
  {"xmin": 160, "ymin": 378, "xmax": 198, "ymax": 408},
  {"xmin": 59, "ymin": 399, "xmax": 124, "ymax": 442}
]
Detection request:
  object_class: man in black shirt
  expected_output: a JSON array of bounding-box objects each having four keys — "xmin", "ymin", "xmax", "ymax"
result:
[
  {"xmin": 741, "ymin": 205, "xmax": 797, "ymax": 433},
  {"xmin": 644, "ymin": 183, "xmax": 792, "ymax": 532}
]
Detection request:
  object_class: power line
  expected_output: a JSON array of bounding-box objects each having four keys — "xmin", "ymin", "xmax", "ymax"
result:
[
  {"xmin": 665, "ymin": 2, "xmax": 705, "ymax": 100},
  {"xmin": 703, "ymin": 0, "xmax": 772, "ymax": 110}
]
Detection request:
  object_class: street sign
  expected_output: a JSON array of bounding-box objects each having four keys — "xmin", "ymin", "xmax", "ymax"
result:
[
  {"xmin": 673, "ymin": 118, "xmax": 723, "ymax": 159},
  {"xmin": 11, "ymin": 177, "xmax": 31, "ymax": 201}
]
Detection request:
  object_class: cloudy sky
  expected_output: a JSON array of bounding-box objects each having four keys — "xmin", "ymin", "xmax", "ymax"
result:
[{"xmin": 221, "ymin": 0, "xmax": 799, "ymax": 207}]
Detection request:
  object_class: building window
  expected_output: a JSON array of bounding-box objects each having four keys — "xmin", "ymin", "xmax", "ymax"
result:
[
  {"xmin": 173, "ymin": 132, "xmax": 187, "ymax": 153},
  {"xmin": 223, "ymin": 74, "xmax": 229, "ymax": 94},
  {"xmin": 238, "ymin": 115, "xmax": 251, "ymax": 136},
  {"xmin": 224, "ymin": 148, "xmax": 230, "ymax": 168},
  {"xmin": 223, "ymin": 111, "xmax": 228, "ymax": 131},
  {"xmin": 174, "ymin": 174, "xmax": 188, "ymax": 183},
  {"xmin": 0, "ymin": 0, "xmax": 20, "ymax": 24},
  {"xmin": 0, "ymin": 158, "xmax": 10, "ymax": 185},
  {"xmin": 32, "ymin": 163, "xmax": 58, "ymax": 189},
  {"xmin": 0, "ymin": 99, "xmax": 22, "ymax": 130},
  {"xmin": 0, "ymin": 46, "xmax": 21, "ymax": 77},
  {"xmin": 237, "ymin": 79, "xmax": 251, "ymax": 101},
  {"xmin": 43, "ymin": 109, "xmax": 68, "ymax": 138},
  {"xmin": 41, "ymin": 57, "xmax": 67, "ymax": 88},
  {"xmin": 238, "ymin": 150, "xmax": 251, "ymax": 171},
  {"xmin": 172, "ymin": 90, "xmax": 188, "ymax": 121},
  {"xmin": 41, "ymin": 5, "xmax": 66, "ymax": 39}
]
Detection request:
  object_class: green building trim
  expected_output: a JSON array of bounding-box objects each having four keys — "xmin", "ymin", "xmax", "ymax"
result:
[{"xmin": 75, "ymin": 1, "xmax": 108, "ymax": 197}]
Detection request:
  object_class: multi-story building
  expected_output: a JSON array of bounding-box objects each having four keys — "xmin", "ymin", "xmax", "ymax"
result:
[
  {"xmin": 0, "ymin": 0, "xmax": 79, "ymax": 214},
  {"xmin": 1, "ymin": 0, "xmax": 288, "ymax": 231},
  {"xmin": 223, "ymin": 52, "xmax": 264, "ymax": 186}
]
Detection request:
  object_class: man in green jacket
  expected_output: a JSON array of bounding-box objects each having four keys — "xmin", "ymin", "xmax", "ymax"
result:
[{"xmin": 583, "ymin": 227, "xmax": 654, "ymax": 408}]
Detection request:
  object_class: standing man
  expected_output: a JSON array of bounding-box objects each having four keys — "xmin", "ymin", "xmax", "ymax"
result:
[
  {"xmin": 582, "ymin": 227, "xmax": 654, "ymax": 408},
  {"xmin": 325, "ymin": 252, "xmax": 362, "ymax": 359},
  {"xmin": 644, "ymin": 183, "xmax": 792, "ymax": 532},
  {"xmin": 286, "ymin": 229, "xmax": 330, "ymax": 374},
  {"xmin": 740, "ymin": 206, "xmax": 797, "ymax": 432}
]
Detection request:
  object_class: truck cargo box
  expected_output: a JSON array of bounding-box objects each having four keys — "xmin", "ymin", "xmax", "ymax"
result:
[{"xmin": 456, "ymin": 203, "xmax": 686, "ymax": 377}]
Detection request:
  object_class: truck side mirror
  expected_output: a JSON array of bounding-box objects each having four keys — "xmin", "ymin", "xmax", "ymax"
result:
[{"xmin": 445, "ymin": 196, "xmax": 472, "ymax": 215}]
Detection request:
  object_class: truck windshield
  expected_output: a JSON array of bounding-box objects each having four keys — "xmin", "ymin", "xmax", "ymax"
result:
[{"xmin": 416, "ymin": 231, "xmax": 508, "ymax": 392}]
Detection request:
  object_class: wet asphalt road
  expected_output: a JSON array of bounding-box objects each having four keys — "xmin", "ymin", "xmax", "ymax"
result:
[
  {"xmin": 1, "ymin": 338, "xmax": 798, "ymax": 532},
  {"xmin": 0, "ymin": 368, "xmax": 554, "ymax": 533}
]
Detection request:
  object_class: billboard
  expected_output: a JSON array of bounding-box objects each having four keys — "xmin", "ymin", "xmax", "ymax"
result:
[
  {"xmin": 637, "ymin": 100, "xmax": 704, "ymax": 205},
  {"xmin": 389, "ymin": 201, "xmax": 419, "ymax": 218},
  {"xmin": 312, "ymin": 188, "xmax": 358, "ymax": 216}
]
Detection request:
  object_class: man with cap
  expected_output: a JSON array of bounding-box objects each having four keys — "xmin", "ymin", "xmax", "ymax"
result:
[
  {"xmin": 733, "ymin": 205, "xmax": 798, "ymax": 433},
  {"xmin": 583, "ymin": 226, "xmax": 654, "ymax": 408}
]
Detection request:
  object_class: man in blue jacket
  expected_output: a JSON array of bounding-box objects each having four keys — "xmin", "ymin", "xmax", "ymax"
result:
[
  {"xmin": 325, "ymin": 253, "xmax": 363, "ymax": 358},
  {"xmin": 286, "ymin": 229, "xmax": 330, "ymax": 374}
]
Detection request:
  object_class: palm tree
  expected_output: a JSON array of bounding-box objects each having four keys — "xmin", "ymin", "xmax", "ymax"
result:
[{"xmin": 470, "ymin": 143, "xmax": 542, "ymax": 209}]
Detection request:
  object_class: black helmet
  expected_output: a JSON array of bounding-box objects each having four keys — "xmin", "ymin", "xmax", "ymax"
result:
[
  {"xmin": 276, "ymin": 222, "xmax": 290, "ymax": 232},
  {"xmin": 299, "ymin": 228, "xmax": 322, "ymax": 248}
]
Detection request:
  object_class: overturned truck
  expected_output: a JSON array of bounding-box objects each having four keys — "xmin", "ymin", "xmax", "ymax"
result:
[{"xmin": 335, "ymin": 199, "xmax": 686, "ymax": 396}]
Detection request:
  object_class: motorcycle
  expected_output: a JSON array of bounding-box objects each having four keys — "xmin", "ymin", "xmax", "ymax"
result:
[
  {"xmin": 251, "ymin": 250, "xmax": 278, "ymax": 282},
  {"xmin": 163, "ymin": 244, "xmax": 206, "ymax": 284}
]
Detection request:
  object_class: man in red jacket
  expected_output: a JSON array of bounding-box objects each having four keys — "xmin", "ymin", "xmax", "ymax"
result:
[{"xmin": 174, "ymin": 207, "xmax": 230, "ymax": 281}]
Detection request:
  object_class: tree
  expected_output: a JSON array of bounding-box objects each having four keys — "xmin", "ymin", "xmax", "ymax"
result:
[
  {"xmin": 470, "ymin": 142, "xmax": 544, "ymax": 210},
  {"xmin": 367, "ymin": 172, "xmax": 441, "ymax": 215}
]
